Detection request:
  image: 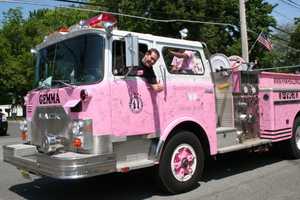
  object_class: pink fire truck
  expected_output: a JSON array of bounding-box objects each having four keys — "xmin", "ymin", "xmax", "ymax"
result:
[{"xmin": 3, "ymin": 14, "xmax": 300, "ymax": 194}]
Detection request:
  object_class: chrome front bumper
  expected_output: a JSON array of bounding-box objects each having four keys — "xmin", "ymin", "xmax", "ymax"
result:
[{"xmin": 3, "ymin": 144, "xmax": 116, "ymax": 179}]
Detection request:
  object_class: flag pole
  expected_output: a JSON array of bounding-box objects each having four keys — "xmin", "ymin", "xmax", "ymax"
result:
[{"xmin": 249, "ymin": 31, "xmax": 262, "ymax": 55}]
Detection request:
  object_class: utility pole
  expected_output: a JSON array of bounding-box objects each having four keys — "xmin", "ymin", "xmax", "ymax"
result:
[{"xmin": 239, "ymin": 0, "xmax": 249, "ymax": 63}]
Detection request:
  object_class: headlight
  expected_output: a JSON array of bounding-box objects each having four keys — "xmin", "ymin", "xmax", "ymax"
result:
[
  {"xmin": 71, "ymin": 119, "xmax": 93, "ymax": 150},
  {"xmin": 72, "ymin": 120, "xmax": 84, "ymax": 136}
]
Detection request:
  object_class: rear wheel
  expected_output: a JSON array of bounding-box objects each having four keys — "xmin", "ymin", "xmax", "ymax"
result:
[
  {"xmin": 157, "ymin": 131, "xmax": 204, "ymax": 194},
  {"xmin": 286, "ymin": 117, "xmax": 300, "ymax": 158}
]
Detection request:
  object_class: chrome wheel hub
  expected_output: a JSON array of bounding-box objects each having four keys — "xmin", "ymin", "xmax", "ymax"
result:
[{"xmin": 171, "ymin": 144, "xmax": 197, "ymax": 182}]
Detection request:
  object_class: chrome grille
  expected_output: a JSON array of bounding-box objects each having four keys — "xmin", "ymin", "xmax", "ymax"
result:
[{"xmin": 31, "ymin": 106, "xmax": 72, "ymax": 150}]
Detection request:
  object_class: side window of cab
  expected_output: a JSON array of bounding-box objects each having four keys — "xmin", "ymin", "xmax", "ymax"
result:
[
  {"xmin": 112, "ymin": 40, "xmax": 148, "ymax": 76},
  {"xmin": 162, "ymin": 47, "xmax": 204, "ymax": 75}
]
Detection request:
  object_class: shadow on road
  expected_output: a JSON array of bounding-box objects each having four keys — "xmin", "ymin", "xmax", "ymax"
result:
[
  {"xmin": 202, "ymin": 149, "xmax": 283, "ymax": 182},
  {"xmin": 9, "ymin": 150, "xmax": 284, "ymax": 200},
  {"xmin": 10, "ymin": 167, "xmax": 166, "ymax": 200}
]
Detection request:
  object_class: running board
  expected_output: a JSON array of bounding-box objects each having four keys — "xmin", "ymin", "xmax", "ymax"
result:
[{"xmin": 217, "ymin": 138, "xmax": 272, "ymax": 154}]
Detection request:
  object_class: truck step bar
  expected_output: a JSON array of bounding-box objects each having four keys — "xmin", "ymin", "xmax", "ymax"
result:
[{"xmin": 217, "ymin": 138, "xmax": 272, "ymax": 154}]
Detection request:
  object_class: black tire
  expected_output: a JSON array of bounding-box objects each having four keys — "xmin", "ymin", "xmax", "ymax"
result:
[
  {"xmin": 157, "ymin": 131, "xmax": 204, "ymax": 194},
  {"xmin": 0, "ymin": 122, "xmax": 8, "ymax": 136},
  {"xmin": 285, "ymin": 117, "xmax": 300, "ymax": 158}
]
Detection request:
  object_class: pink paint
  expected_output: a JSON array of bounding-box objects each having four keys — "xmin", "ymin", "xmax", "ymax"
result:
[
  {"xmin": 26, "ymin": 69, "xmax": 300, "ymax": 156},
  {"xmin": 258, "ymin": 72, "xmax": 300, "ymax": 141},
  {"xmin": 26, "ymin": 76, "xmax": 217, "ymax": 155},
  {"xmin": 232, "ymin": 71, "xmax": 241, "ymax": 93},
  {"xmin": 259, "ymin": 72, "xmax": 300, "ymax": 88},
  {"xmin": 110, "ymin": 78, "xmax": 217, "ymax": 155},
  {"xmin": 26, "ymin": 82, "xmax": 112, "ymax": 135}
]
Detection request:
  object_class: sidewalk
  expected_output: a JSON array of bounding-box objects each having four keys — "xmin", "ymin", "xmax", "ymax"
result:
[{"xmin": 0, "ymin": 137, "xmax": 21, "ymax": 160}]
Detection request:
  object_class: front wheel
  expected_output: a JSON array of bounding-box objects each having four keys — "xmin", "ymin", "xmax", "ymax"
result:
[{"xmin": 157, "ymin": 131, "xmax": 204, "ymax": 194}]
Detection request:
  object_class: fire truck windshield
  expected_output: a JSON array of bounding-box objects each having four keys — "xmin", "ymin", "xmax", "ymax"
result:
[{"xmin": 36, "ymin": 33, "xmax": 104, "ymax": 88}]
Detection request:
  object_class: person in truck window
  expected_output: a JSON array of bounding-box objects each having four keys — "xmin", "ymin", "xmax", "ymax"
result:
[
  {"xmin": 170, "ymin": 49, "xmax": 195, "ymax": 73},
  {"xmin": 132, "ymin": 48, "xmax": 164, "ymax": 92}
]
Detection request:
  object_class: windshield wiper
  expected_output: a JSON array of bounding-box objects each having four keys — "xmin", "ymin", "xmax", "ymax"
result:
[
  {"xmin": 52, "ymin": 80, "xmax": 75, "ymax": 88},
  {"xmin": 33, "ymin": 84, "xmax": 51, "ymax": 91},
  {"xmin": 32, "ymin": 76, "xmax": 52, "ymax": 91}
]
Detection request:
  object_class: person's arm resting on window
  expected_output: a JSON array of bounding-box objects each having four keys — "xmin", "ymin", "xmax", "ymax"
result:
[{"xmin": 169, "ymin": 50, "xmax": 189, "ymax": 59}]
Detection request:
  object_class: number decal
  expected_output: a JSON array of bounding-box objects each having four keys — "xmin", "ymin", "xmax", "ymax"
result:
[{"xmin": 129, "ymin": 93, "xmax": 143, "ymax": 113}]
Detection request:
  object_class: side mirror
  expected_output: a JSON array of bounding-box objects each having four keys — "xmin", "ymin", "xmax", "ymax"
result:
[{"xmin": 125, "ymin": 34, "xmax": 139, "ymax": 67}]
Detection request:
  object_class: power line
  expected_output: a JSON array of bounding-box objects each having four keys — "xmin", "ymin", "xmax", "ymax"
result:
[
  {"xmin": 53, "ymin": 0, "xmax": 106, "ymax": 7},
  {"xmin": 269, "ymin": 34, "xmax": 300, "ymax": 52},
  {"xmin": 271, "ymin": 25, "xmax": 293, "ymax": 35},
  {"xmin": 286, "ymin": 0, "xmax": 300, "ymax": 7},
  {"xmin": 1, "ymin": 0, "xmax": 236, "ymax": 28},
  {"xmin": 278, "ymin": 0, "xmax": 300, "ymax": 10},
  {"xmin": 272, "ymin": 40, "xmax": 300, "ymax": 52},
  {"xmin": 51, "ymin": 0, "xmax": 233, "ymax": 25},
  {"xmin": 247, "ymin": 28, "xmax": 300, "ymax": 52},
  {"xmin": 270, "ymin": 34, "xmax": 290, "ymax": 43},
  {"xmin": 253, "ymin": 64, "xmax": 300, "ymax": 71},
  {"xmin": 273, "ymin": 10, "xmax": 296, "ymax": 22},
  {"xmin": 0, "ymin": 0, "xmax": 69, "ymax": 9}
]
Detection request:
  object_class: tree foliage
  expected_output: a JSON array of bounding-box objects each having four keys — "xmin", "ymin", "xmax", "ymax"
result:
[
  {"xmin": 288, "ymin": 21, "xmax": 300, "ymax": 66},
  {"xmin": 0, "ymin": 8, "xmax": 88, "ymax": 104},
  {"xmin": 92, "ymin": 0, "xmax": 276, "ymax": 64}
]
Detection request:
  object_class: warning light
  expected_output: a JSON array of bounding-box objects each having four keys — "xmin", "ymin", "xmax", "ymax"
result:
[
  {"xmin": 58, "ymin": 26, "xmax": 69, "ymax": 33},
  {"xmin": 73, "ymin": 138, "xmax": 82, "ymax": 148},
  {"xmin": 83, "ymin": 13, "xmax": 117, "ymax": 29}
]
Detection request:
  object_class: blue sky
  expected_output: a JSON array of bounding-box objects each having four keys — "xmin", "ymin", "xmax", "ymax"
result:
[
  {"xmin": 0, "ymin": 0, "xmax": 299, "ymax": 25},
  {"xmin": 268, "ymin": 0, "xmax": 300, "ymax": 25}
]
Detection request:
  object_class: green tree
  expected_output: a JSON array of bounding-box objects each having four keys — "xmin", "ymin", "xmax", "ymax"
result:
[
  {"xmin": 0, "ymin": 7, "xmax": 89, "ymax": 104},
  {"xmin": 0, "ymin": 8, "xmax": 29, "ymax": 104},
  {"xmin": 91, "ymin": 0, "xmax": 276, "ymax": 67},
  {"xmin": 288, "ymin": 20, "xmax": 300, "ymax": 67}
]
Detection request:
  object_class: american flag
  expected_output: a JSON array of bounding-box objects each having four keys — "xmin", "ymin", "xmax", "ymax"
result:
[{"xmin": 257, "ymin": 32, "xmax": 273, "ymax": 51}]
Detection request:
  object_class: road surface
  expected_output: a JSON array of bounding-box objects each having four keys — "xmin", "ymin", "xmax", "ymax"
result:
[{"xmin": 0, "ymin": 121, "xmax": 300, "ymax": 200}]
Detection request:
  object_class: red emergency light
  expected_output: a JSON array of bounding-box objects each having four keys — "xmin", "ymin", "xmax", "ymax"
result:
[
  {"xmin": 58, "ymin": 26, "xmax": 69, "ymax": 33},
  {"xmin": 84, "ymin": 13, "xmax": 117, "ymax": 29}
]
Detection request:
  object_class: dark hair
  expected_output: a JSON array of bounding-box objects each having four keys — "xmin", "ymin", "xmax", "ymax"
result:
[{"xmin": 147, "ymin": 48, "xmax": 160, "ymax": 59}]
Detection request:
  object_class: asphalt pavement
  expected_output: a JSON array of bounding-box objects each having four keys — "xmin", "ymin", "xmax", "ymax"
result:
[{"xmin": 1, "ymin": 121, "xmax": 300, "ymax": 200}]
